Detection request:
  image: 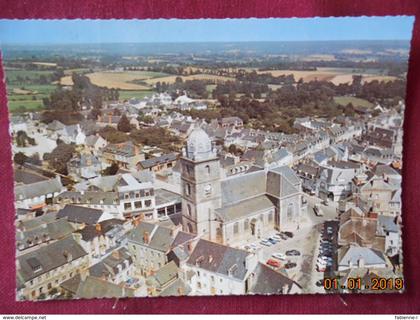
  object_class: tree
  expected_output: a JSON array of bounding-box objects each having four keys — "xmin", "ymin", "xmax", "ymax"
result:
[
  {"xmin": 102, "ymin": 162, "xmax": 119, "ymax": 176},
  {"xmin": 48, "ymin": 143, "xmax": 76, "ymax": 175},
  {"xmin": 117, "ymin": 114, "xmax": 131, "ymax": 133},
  {"xmin": 14, "ymin": 152, "xmax": 28, "ymax": 166},
  {"xmin": 99, "ymin": 126, "xmax": 129, "ymax": 144}
]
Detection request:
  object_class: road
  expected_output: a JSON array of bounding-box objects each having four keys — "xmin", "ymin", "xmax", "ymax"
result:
[{"xmin": 250, "ymin": 192, "xmax": 341, "ymax": 293}]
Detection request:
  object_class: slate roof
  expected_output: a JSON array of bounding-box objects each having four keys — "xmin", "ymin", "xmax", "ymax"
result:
[
  {"xmin": 60, "ymin": 274, "xmax": 82, "ymax": 294},
  {"xmin": 158, "ymin": 278, "xmax": 191, "ymax": 297},
  {"xmin": 17, "ymin": 236, "xmax": 87, "ymax": 282},
  {"xmin": 15, "ymin": 177, "xmax": 63, "ymax": 200},
  {"xmin": 249, "ymin": 263, "xmax": 301, "ymax": 294},
  {"xmin": 187, "ymin": 239, "xmax": 249, "ymax": 281},
  {"xmin": 57, "ymin": 191, "xmax": 119, "ymax": 206},
  {"xmin": 18, "ymin": 212, "xmax": 57, "ymax": 231},
  {"xmin": 216, "ymin": 195, "xmax": 275, "ymax": 223},
  {"xmin": 57, "ymin": 205, "xmax": 104, "ymax": 225},
  {"xmin": 153, "ymin": 261, "xmax": 178, "ymax": 287},
  {"xmin": 16, "ymin": 218, "xmax": 75, "ymax": 250},
  {"xmin": 89, "ymin": 248, "xmax": 132, "ymax": 278},
  {"xmin": 14, "ymin": 168, "xmax": 49, "ymax": 185},
  {"xmin": 377, "ymin": 215, "xmax": 400, "ymax": 235},
  {"xmin": 269, "ymin": 166, "xmax": 300, "ymax": 186},
  {"xmin": 221, "ymin": 170, "xmax": 266, "ymax": 206},
  {"xmin": 127, "ymin": 222, "xmax": 175, "ymax": 252},
  {"xmin": 155, "ymin": 189, "xmax": 181, "ymax": 206},
  {"xmin": 338, "ymin": 245, "xmax": 386, "ymax": 268},
  {"xmin": 76, "ymin": 276, "xmax": 135, "ymax": 299},
  {"xmin": 139, "ymin": 153, "xmax": 178, "ymax": 169},
  {"xmin": 75, "ymin": 219, "xmax": 125, "ymax": 241}
]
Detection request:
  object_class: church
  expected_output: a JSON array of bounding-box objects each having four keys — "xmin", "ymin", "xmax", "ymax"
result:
[{"xmin": 180, "ymin": 126, "xmax": 303, "ymax": 246}]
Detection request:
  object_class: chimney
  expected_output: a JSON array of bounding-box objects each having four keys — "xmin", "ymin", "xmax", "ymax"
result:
[
  {"xmin": 177, "ymin": 286, "xmax": 185, "ymax": 296},
  {"xmin": 187, "ymin": 241, "xmax": 193, "ymax": 253},
  {"xmin": 143, "ymin": 231, "xmax": 150, "ymax": 244},
  {"xmin": 112, "ymin": 250, "xmax": 121, "ymax": 260},
  {"xmin": 95, "ymin": 223, "xmax": 102, "ymax": 233},
  {"xmin": 63, "ymin": 250, "xmax": 72, "ymax": 263},
  {"xmin": 208, "ymin": 255, "xmax": 213, "ymax": 263},
  {"xmin": 282, "ymin": 284, "xmax": 289, "ymax": 294}
]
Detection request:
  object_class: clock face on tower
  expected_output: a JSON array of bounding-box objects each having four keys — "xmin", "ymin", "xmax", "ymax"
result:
[{"xmin": 204, "ymin": 184, "xmax": 212, "ymax": 196}]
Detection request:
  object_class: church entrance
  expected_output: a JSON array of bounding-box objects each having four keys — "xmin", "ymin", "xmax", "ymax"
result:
[{"xmin": 250, "ymin": 218, "xmax": 261, "ymax": 239}]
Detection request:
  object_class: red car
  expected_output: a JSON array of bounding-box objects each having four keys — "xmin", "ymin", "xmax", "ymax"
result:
[{"xmin": 266, "ymin": 258, "xmax": 281, "ymax": 268}]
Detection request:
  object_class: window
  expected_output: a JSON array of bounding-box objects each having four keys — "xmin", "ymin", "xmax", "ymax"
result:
[
  {"xmin": 124, "ymin": 193, "xmax": 129, "ymax": 200},
  {"xmin": 244, "ymin": 219, "xmax": 249, "ymax": 230},
  {"xmin": 145, "ymin": 200, "xmax": 152, "ymax": 207},
  {"xmin": 233, "ymin": 222, "xmax": 239, "ymax": 234},
  {"xmin": 205, "ymin": 165, "xmax": 210, "ymax": 175},
  {"xmin": 135, "ymin": 192, "xmax": 140, "ymax": 198},
  {"xmin": 186, "ymin": 184, "xmax": 191, "ymax": 196},
  {"xmin": 134, "ymin": 201, "xmax": 142, "ymax": 209},
  {"xmin": 187, "ymin": 204, "xmax": 192, "ymax": 216},
  {"xmin": 124, "ymin": 203, "xmax": 132, "ymax": 210}
]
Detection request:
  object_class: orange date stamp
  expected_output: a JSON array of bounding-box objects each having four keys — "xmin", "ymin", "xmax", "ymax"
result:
[{"xmin": 323, "ymin": 277, "xmax": 404, "ymax": 291}]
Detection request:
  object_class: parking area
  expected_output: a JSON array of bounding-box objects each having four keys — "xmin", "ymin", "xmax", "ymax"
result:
[{"xmin": 239, "ymin": 193, "xmax": 341, "ymax": 293}]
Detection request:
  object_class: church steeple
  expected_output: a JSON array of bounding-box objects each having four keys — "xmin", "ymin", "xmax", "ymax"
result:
[
  {"xmin": 180, "ymin": 125, "xmax": 222, "ymax": 239},
  {"xmin": 184, "ymin": 125, "xmax": 217, "ymax": 161}
]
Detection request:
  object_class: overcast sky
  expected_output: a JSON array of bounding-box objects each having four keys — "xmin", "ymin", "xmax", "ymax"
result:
[{"xmin": 0, "ymin": 16, "xmax": 415, "ymax": 44}]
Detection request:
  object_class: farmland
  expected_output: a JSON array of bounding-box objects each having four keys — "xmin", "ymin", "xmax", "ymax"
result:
[
  {"xmin": 60, "ymin": 71, "xmax": 167, "ymax": 90},
  {"xmin": 143, "ymin": 74, "xmax": 234, "ymax": 86},
  {"xmin": 256, "ymin": 67, "xmax": 397, "ymax": 85},
  {"xmin": 7, "ymin": 84, "xmax": 57, "ymax": 113},
  {"xmin": 333, "ymin": 96, "xmax": 374, "ymax": 108}
]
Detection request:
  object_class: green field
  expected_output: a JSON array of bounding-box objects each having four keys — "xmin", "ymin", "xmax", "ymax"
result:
[
  {"xmin": 333, "ymin": 96, "xmax": 374, "ymax": 108},
  {"xmin": 118, "ymin": 90, "xmax": 155, "ymax": 100},
  {"xmin": 6, "ymin": 84, "xmax": 57, "ymax": 113},
  {"xmin": 5, "ymin": 69, "xmax": 55, "ymax": 83}
]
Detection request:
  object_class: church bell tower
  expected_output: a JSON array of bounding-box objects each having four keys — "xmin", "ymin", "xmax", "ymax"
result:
[{"xmin": 180, "ymin": 126, "xmax": 222, "ymax": 239}]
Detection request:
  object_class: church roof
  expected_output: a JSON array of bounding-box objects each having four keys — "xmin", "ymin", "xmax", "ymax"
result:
[{"xmin": 215, "ymin": 195, "xmax": 275, "ymax": 223}]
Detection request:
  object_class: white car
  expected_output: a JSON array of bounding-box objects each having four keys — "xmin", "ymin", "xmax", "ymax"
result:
[
  {"xmin": 272, "ymin": 234, "xmax": 282, "ymax": 241},
  {"xmin": 260, "ymin": 240, "xmax": 273, "ymax": 247},
  {"xmin": 272, "ymin": 252, "xmax": 286, "ymax": 260}
]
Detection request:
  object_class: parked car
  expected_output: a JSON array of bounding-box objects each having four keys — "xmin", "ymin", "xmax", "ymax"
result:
[
  {"xmin": 268, "ymin": 237, "xmax": 279, "ymax": 244},
  {"xmin": 266, "ymin": 258, "xmax": 281, "ymax": 268},
  {"xmin": 272, "ymin": 252, "xmax": 286, "ymax": 260},
  {"xmin": 272, "ymin": 234, "xmax": 282, "ymax": 241},
  {"xmin": 277, "ymin": 233, "xmax": 288, "ymax": 240},
  {"xmin": 284, "ymin": 231, "xmax": 294, "ymax": 238},
  {"xmin": 286, "ymin": 249, "xmax": 301, "ymax": 256},
  {"xmin": 260, "ymin": 240, "xmax": 273, "ymax": 247},
  {"xmin": 285, "ymin": 262, "xmax": 297, "ymax": 269}
]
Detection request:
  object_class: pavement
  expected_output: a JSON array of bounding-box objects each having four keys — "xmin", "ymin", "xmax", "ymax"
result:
[{"xmin": 244, "ymin": 192, "xmax": 341, "ymax": 293}]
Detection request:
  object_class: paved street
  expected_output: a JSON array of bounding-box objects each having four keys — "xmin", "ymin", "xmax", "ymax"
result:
[{"xmin": 245, "ymin": 192, "xmax": 341, "ymax": 292}]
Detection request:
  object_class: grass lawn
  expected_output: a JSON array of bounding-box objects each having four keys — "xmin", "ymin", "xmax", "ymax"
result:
[
  {"xmin": 119, "ymin": 90, "xmax": 155, "ymax": 100},
  {"xmin": 333, "ymin": 96, "xmax": 374, "ymax": 108}
]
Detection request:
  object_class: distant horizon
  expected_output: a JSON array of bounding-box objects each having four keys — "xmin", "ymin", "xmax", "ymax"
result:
[
  {"xmin": 1, "ymin": 39, "xmax": 412, "ymax": 46},
  {"xmin": 0, "ymin": 17, "xmax": 414, "ymax": 45}
]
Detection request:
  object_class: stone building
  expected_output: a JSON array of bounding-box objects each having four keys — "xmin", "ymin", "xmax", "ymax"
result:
[{"xmin": 180, "ymin": 127, "xmax": 302, "ymax": 246}]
